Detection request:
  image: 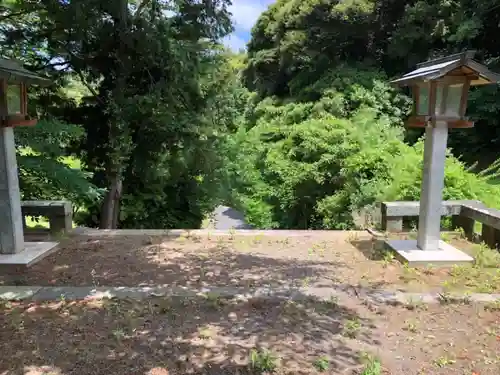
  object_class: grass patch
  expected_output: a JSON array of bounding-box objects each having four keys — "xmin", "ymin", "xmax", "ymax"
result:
[
  {"xmin": 312, "ymin": 356, "xmax": 330, "ymax": 372},
  {"xmin": 342, "ymin": 318, "xmax": 362, "ymax": 338},
  {"xmin": 249, "ymin": 348, "xmax": 279, "ymax": 373},
  {"xmin": 360, "ymin": 355, "xmax": 382, "ymax": 375}
]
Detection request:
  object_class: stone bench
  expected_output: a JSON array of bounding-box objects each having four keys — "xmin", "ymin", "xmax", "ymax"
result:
[
  {"xmin": 460, "ymin": 203, "xmax": 500, "ymax": 249},
  {"xmin": 381, "ymin": 200, "xmax": 500, "ymax": 249},
  {"xmin": 21, "ymin": 201, "xmax": 72, "ymax": 235}
]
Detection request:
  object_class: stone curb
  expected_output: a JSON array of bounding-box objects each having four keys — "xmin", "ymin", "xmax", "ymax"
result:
[
  {"xmin": 71, "ymin": 227, "xmax": 370, "ymax": 238},
  {"xmin": 0, "ymin": 285, "xmax": 498, "ymax": 305}
]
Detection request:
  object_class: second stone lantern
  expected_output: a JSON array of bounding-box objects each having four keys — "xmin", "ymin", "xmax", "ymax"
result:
[{"xmin": 386, "ymin": 51, "xmax": 500, "ymax": 265}]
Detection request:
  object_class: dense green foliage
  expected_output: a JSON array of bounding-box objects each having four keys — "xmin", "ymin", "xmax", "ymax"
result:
[
  {"xmin": 3, "ymin": 0, "xmax": 500, "ymax": 230},
  {"xmin": 222, "ymin": 0, "xmax": 500, "ymax": 229},
  {"xmin": 244, "ymin": 0, "xmax": 500, "ymax": 161}
]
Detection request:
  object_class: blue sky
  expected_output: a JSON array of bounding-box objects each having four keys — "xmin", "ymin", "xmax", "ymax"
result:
[{"xmin": 223, "ymin": 0, "xmax": 274, "ymax": 51}]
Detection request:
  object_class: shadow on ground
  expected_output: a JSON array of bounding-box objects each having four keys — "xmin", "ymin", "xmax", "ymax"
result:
[
  {"xmin": 0, "ymin": 235, "xmax": 352, "ymax": 289},
  {"xmin": 350, "ymin": 238, "xmax": 386, "ymax": 261},
  {"xmin": 0, "ymin": 293, "xmax": 377, "ymax": 375}
]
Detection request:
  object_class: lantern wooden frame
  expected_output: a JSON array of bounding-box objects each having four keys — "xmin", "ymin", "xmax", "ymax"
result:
[
  {"xmin": 0, "ymin": 58, "xmax": 49, "ymax": 128},
  {"xmin": 391, "ymin": 51, "xmax": 500, "ymax": 129}
]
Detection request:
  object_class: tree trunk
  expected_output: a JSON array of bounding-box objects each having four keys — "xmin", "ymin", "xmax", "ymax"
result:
[
  {"xmin": 100, "ymin": 172, "xmax": 122, "ymax": 229},
  {"xmin": 99, "ymin": 0, "xmax": 128, "ymax": 229}
]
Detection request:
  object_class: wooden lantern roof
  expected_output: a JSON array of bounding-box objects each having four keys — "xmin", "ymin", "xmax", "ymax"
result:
[
  {"xmin": 391, "ymin": 51, "xmax": 500, "ymax": 87},
  {"xmin": 0, "ymin": 58, "xmax": 50, "ymax": 86}
]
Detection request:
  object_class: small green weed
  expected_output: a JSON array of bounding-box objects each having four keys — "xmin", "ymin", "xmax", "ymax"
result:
[
  {"xmin": 437, "ymin": 291, "xmax": 472, "ymax": 305},
  {"xmin": 360, "ymin": 355, "xmax": 382, "ymax": 375},
  {"xmin": 403, "ymin": 320, "xmax": 418, "ymax": 333},
  {"xmin": 59, "ymin": 294, "xmax": 66, "ymax": 303},
  {"xmin": 484, "ymin": 299, "xmax": 500, "ymax": 311},
  {"xmin": 437, "ymin": 291, "xmax": 453, "ymax": 305},
  {"xmin": 342, "ymin": 318, "xmax": 361, "ymax": 338},
  {"xmin": 474, "ymin": 242, "xmax": 500, "ymax": 268},
  {"xmin": 326, "ymin": 295, "xmax": 339, "ymax": 307},
  {"xmin": 440, "ymin": 231, "xmax": 456, "ymax": 242},
  {"xmin": 433, "ymin": 356, "xmax": 456, "ymax": 368},
  {"xmin": 448, "ymin": 264, "xmax": 468, "ymax": 277},
  {"xmin": 399, "ymin": 264, "xmax": 418, "ymax": 283},
  {"xmin": 301, "ymin": 277, "xmax": 311, "ymax": 287},
  {"xmin": 249, "ymin": 349, "xmax": 278, "ymax": 373},
  {"xmin": 453, "ymin": 226, "xmax": 466, "ymax": 239},
  {"xmin": 198, "ymin": 326, "xmax": 214, "ymax": 340},
  {"xmin": 476, "ymin": 279, "xmax": 495, "ymax": 293},
  {"xmin": 486, "ymin": 327, "xmax": 497, "ymax": 337},
  {"xmin": 216, "ymin": 236, "xmax": 225, "ymax": 249},
  {"xmin": 203, "ymin": 292, "xmax": 226, "ymax": 309},
  {"xmin": 112, "ymin": 328, "xmax": 126, "ymax": 341},
  {"xmin": 404, "ymin": 296, "xmax": 426, "ymax": 311},
  {"xmin": 252, "ymin": 235, "xmax": 264, "ymax": 244},
  {"xmin": 381, "ymin": 250, "xmax": 394, "ymax": 267},
  {"xmin": 312, "ymin": 356, "xmax": 330, "ymax": 372}
]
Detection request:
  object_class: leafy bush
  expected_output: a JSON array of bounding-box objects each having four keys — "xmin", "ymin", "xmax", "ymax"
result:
[
  {"xmin": 15, "ymin": 119, "xmax": 102, "ymax": 213},
  {"xmin": 225, "ymin": 98, "xmax": 500, "ymax": 229}
]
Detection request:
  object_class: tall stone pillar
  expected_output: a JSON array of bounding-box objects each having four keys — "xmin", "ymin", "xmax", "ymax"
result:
[
  {"xmin": 0, "ymin": 126, "xmax": 24, "ymax": 254},
  {"xmin": 416, "ymin": 121, "xmax": 448, "ymax": 251}
]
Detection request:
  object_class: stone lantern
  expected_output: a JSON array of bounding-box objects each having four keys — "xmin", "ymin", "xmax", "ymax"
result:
[
  {"xmin": 0, "ymin": 58, "xmax": 57, "ymax": 265},
  {"xmin": 386, "ymin": 51, "xmax": 500, "ymax": 265},
  {"xmin": 1, "ymin": 58, "xmax": 48, "ymax": 127}
]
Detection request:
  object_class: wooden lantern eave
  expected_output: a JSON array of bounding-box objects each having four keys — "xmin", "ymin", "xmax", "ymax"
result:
[
  {"xmin": 0, "ymin": 58, "xmax": 50, "ymax": 128},
  {"xmin": 391, "ymin": 51, "xmax": 500, "ymax": 129},
  {"xmin": 406, "ymin": 116, "xmax": 474, "ymax": 129},
  {"xmin": 1, "ymin": 114, "xmax": 39, "ymax": 128}
]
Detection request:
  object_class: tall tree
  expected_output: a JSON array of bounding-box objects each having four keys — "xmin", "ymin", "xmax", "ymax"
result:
[{"xmin": 2, "ymin": 0, "xmax": 234, "ymax": 229}]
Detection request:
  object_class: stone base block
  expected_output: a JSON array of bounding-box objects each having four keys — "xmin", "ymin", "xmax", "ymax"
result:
[
  {"xmin": 385, "ymin": 239, "xmax": 474, "ymax": 267},
  {"xmin": 0, "ymin": 242, "xmax": 59, "ymax": 267}
]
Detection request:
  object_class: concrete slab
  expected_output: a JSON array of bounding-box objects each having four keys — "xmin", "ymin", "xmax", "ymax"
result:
[
  {"xmin": 0, "ymin": 285, "xmax": 498, "ymax": 305},
  {"xmin": 0, "ymin": 286, "xmax": 42, "ymax": 300},
  {"xmin": 385, "ymin": 239, "xmax": 474, "ymax": 266},
  {"xmin": 0, "ymin": 241, "xmax": 59, "ymax": 267},
  {"xmin": 31, "ymin": 286, "xmax": 95, "ymax": 301}
]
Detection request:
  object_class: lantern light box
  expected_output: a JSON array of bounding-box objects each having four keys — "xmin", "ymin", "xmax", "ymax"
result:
[
  {"xmin": 0, "ymin": 58, "xmax": 49, "ymax": 127},
  {"xmin": 392, "ymin": 50, "xmax": 500, "ymax": 129}
]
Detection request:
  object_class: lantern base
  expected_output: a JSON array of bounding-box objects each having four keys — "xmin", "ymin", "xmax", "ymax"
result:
[
  {"xmin": 385, "ymin": 239, "xmax": 474, "ymax": 267},
  {"xmin": 0, "ymin": 241, "xmax": 59, "ymax": 267}
]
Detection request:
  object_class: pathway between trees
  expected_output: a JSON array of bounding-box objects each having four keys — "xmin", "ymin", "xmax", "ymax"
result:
[{"xmin": 211, "ymin": 205, "xmax": 252, "ymax": 229}]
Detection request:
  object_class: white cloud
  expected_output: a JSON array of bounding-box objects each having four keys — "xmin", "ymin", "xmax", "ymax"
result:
[
  {"xmin": 222, "ymin": 0, "xmax": 274, "ymax": 51},
  {"xmin": 229, "ymin": 0, "xmax": 270, "ymax": 31},
  {"xmin": 223, "ymin": 34, "xmax": 248, "ymax": 52}
]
